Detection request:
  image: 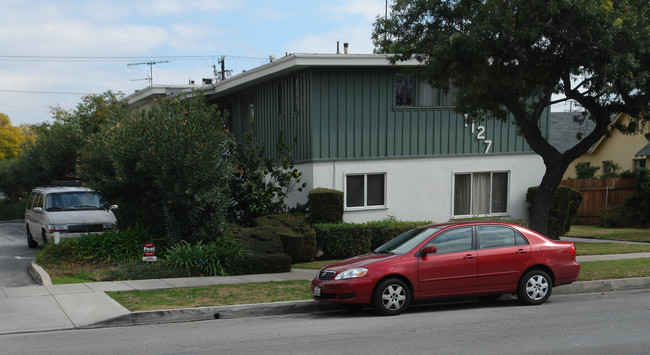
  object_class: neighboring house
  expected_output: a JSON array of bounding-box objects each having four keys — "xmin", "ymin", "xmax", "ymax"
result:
[
  {"xmin": 127, "ymin": 53, "xmax": 548, "ymax": 224},
  {"xmin": 561, "ymin": 113, "xmax": 650, "ymax": 179}
]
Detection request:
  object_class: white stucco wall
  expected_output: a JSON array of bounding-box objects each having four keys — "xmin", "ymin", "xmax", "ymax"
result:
[{"xmin": 286, "ymin": 154, "xmax": 545, "ymax": 224}]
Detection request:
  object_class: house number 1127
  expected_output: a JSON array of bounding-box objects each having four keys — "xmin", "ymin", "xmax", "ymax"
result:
[{"xmin": 464, "ymin": 114, "xmax": 492, "ymax": 153}]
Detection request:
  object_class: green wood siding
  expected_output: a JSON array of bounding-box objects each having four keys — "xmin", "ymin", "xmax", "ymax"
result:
[
  {"xmin": 215, "ymin": 65, "xmax": 548, "ymax": 163},
  {"xmin": 310, "ymin": 67, "xmax": 541, "ymax": 161}
]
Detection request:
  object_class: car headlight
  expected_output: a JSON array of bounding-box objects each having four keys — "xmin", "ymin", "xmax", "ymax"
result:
[
  {"xmin": 47, "ymin": 224, "xmax": 68, "ymax": 233},
  {"xmin": 335, "ymin": 267, "xmax": 368, "ymax": 280}
]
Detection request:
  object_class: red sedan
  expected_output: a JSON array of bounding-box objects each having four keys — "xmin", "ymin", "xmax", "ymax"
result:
[{"xmin": 311, "ymin": 222, "xmax": 580, "ymax": 315}]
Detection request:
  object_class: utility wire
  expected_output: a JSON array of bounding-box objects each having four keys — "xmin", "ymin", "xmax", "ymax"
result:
[
  {"xmin": 0, "ymin": 89, "xmax": 96, "ymax": 95},
  {"xmin": 0, "ymin": 55, "xmax": 269, "ymax": 63}
]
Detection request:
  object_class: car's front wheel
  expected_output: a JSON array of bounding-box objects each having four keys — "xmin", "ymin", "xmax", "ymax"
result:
[
  {"xmin": 26, "ymin": 226, "xmax": 37, "ymax": 249},
  {"xmin": 517, "ymin": 269, "xmax": 552, "ymax": 305},
  {"xmin": 372, "ymin": 278, "xmax": 410, "ymax": 316}
]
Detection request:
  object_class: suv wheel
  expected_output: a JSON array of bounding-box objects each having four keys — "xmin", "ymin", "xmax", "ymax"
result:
[{"xmin": 26, "ymin": 227, "xmax": 38, "ymax": 249}]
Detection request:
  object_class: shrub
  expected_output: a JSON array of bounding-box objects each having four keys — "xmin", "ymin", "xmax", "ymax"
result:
[
  {"xmin": 232, "ymin": 225, "xmax": 284, "ymax": 254},
  {"xmin": 253, "ymin": 213, "xmax": 316, "ymax": 263},
  {"xmin": 103, "ymin": 259, "xmax": 185, "ymax": 281},
  {"xmin": 308, "ymin": 188, "xmax": 344, "ymax": 224},
  {"xmin": 526, "ymin": 185, "xmax": 583, "ymax": 239},
  {"xmin": 625, "ymin": 168, "xmax": 650, "ymax": 226},
  {"xmin": 599, "ymin": 205, "xmax": 628, "ymax": 227},
  {"xmin": 313, "ymin": 219, "xmax": 431, "ymax": 260},
  {"xmin": 227, "ymin": 253, "xmax": 292, "ymax": 275},
  {"xmin": 78, "ymin": 92, "xmax": 231, "ymax": 245},
  {"xmin": 36, "ymin": 225, "xmax": 163, "ymax": 264},
  {"xmin": 227, "ymin": 129, "xmax": 306, "ymax": 226},
  {"xmin": 74, "ymin": 225, "xmax": 165, "ymax": 263},
  {"xmin": 165, "ymin": 237, "xmax": 244, "ymax": 277}
]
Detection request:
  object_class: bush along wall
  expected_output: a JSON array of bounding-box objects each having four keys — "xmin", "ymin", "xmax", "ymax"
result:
[
  {"xmin": 526, "ymin": 185, "xmax": 583, "ymax": 239},
  {"xmin": 312, "ymin": 220, "xmax": 432, "ymax": 260},
  {"xmin": 308, "ymin": 188, "xmax": 343, "ymax": 224}
]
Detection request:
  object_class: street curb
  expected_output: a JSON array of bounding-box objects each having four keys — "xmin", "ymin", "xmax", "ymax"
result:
[
  {"xmin": 554, "ymin": 277, "xmax": 650, "ymax": 294},
  {"xmin": 28, "ymin": 261, "xmax": 52, "ymax": 286},
  {"xmin": 85, "ymin": 277, "xmax": 650, "ymax": 328},
  {"xmin": 85, "ymin": 300, "xmax": 341, "ymax": 328}
]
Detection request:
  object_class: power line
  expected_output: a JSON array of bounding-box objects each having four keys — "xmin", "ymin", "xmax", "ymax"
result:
[
  {"xmin": 0, "ymin": 55, "xmax": 269, "ymax": 63},
  {"xmin": 0, "ymin": 89, "xmax": 96, "ymax": 95}
]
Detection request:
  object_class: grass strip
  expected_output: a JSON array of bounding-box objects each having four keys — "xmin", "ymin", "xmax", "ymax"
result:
[
  {"xmin": 578, "ymin": 258, "xmax": 650, "ymax": 281},
  {"xmin": 107, "ymin": 258, "xmax": 650, "ymax": 311},
  {"xmin": 107, "ymin": 280, "xmax": 313, "ymax": 311},
  {"xmin": 574, "ymin": 242, "xmax": 650, "ymax": 255},
  {"xmin": 567, "ymin": 226, "xmax": 650, "ymax": 243}
]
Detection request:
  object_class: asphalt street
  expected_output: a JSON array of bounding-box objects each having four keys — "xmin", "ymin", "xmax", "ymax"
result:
[{"xmin": 1, "ymin": 289, "xmax": 649, "ymax": 354}]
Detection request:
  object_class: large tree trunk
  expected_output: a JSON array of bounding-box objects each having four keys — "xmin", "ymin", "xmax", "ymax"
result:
[{"xmin": 528, "ymin": 158, "xmax": 567, "ymax": 238}]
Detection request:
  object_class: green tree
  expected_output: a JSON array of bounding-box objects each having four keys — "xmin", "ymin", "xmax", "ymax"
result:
[
  {"xmin": 0, "ymin": 92, "xmax": 128, "ymax": 199},
  {"xmin": 0, "ymin": 113, "xmax": 26, "ymax": 161},
  {"xmin": 373, "ymin": 0, "xmax": 650, "ymax": 235},
  {"xmin": 78, "ymin": 93, "xmax": 231, "ymax": 244},
  {"xmin": 228, "ymin": 129, "xmax": 306, "ymax": 226}
]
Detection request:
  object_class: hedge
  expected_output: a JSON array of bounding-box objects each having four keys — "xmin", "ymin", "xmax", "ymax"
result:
[
  {"xmin": 312, "ymin": 220, "xmax": 431, "ymax": 260},
  {"xmin": 308, "ymin": 188, "xmax": 343, "ymax": 224},
  {"xmin": 526, "ymin": 185, "xmax": 583, "ymax": 239}
]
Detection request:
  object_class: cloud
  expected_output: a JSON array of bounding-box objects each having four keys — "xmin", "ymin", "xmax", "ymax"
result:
[{"xmin": 284, "ymin": 25, "xmax": 377, "ymax": 54}]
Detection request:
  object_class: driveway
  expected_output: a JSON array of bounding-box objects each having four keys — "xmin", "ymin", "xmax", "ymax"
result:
[{"xmin": 0, "ymin": 221, "xmax": 37, "ymax": 287}]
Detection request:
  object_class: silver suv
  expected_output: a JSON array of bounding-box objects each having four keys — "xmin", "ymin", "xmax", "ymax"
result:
[{"xmin": 24, "ymin": 182, "xmax": 118, "ymax": 248}]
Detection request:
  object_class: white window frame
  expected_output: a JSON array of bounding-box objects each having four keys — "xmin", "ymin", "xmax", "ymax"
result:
[
  {"xmin": 344, "ymin": 172, "xmax": 388, "ymax": 211},
  {"xmin": 451, "ymin": 170, "xmax": 510, "ymax": 218}
]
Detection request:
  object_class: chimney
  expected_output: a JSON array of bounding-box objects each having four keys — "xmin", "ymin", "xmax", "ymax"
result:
[{"xmin": 344, "ymin": 43, "xmax": 349, "ymax": 54}]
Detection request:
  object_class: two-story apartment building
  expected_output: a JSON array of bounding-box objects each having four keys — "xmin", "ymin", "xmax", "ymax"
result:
[{"xmin": 128, "ymin": 53, "xmax": 548, "ymax": 223}]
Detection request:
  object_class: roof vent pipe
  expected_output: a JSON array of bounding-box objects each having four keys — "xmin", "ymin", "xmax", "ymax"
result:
[
  {"xmin": 336, "ymin": 41, "xmax": 340, "ymax": 54},
  {"xmin": 344, "ymin": 43, "xmax": 349, "ymax": 54}
]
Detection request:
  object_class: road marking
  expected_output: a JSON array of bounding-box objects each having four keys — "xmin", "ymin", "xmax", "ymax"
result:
[{"xmin": 15, "ymin": 256, "xmax": 36, "ymax": 260}]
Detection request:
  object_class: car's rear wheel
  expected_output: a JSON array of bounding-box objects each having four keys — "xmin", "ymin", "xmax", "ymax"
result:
[
  {"xmin": 517, "ymin": 269, "xmax": 552, "ymax": 305},
  {"xmin": 26, "ymin": 226, "xmax": 37, "ymax": 249},
  {"xmin": 372, "ymin": 278, "xmax": 410, "ymax": 316}
]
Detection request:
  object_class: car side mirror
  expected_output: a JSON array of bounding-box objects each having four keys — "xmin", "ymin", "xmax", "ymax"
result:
[
  {"xmin": 109, "ymin": 205, "xmax": 118, "ymax": 210},
  {"xmin": 33, "ymin": 207, "xmax": 43, "ymax": 213},
  {"xmin": 420, "ymin": 245, "xmax": 437, "ymax": 256}
]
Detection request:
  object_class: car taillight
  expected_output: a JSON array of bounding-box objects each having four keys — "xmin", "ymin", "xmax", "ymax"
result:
[{"xmin": 569, "ymin": 245, "xmax": 576, "ymax": 255}]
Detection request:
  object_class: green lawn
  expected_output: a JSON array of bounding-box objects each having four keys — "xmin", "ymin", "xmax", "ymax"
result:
[
  {"xmin": 567, "ymin": 225, "xmax": 650, "ymax": 243},
  {"xmin": 574, "ymin": 242, "xmax": 650, "ymax": 255}
]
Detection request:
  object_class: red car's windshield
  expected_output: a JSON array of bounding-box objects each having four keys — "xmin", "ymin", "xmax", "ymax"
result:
[{"xmin": 373, "ymin": 227, "xmax": 439, "ymax": 255}]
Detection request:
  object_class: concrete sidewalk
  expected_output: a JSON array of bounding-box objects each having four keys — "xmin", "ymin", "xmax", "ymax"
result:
[{"xmin": 1, "ymin": 253, "xmax": 649, "ymax": 335}]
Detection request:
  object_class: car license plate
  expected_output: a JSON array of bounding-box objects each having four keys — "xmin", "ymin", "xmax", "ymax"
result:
[{"xmin": 313, "ymin": 285, "xmax": 321, "ymax": 297}]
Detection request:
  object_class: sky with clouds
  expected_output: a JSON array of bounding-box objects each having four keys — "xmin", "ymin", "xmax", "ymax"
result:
[{"xmin": 0, "ymin": 0, "xmax": 388, "ymax": 125}]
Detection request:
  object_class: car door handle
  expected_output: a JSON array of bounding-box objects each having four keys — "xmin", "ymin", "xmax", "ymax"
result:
[
  {"xmin": 463, "ymin": 254, "xmax": 476, "ymax": 260},
  {"xmin": 516, "ymin": 249, "xmax": 527, "ymax": 255}
]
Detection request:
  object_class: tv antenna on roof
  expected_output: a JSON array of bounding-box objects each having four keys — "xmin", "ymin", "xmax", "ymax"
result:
[{"xmin": 127, "ymin": 60, "xmax": 169, "ymax": 85}]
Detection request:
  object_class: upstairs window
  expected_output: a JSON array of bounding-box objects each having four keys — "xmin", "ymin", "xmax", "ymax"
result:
[
  {"xmin": 395, "ymin": 73, "xmax": 415, "ymax": 106},
  {"xmin": 395, "ymin": 74, "xmax": 459, "ymax": 107}
]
